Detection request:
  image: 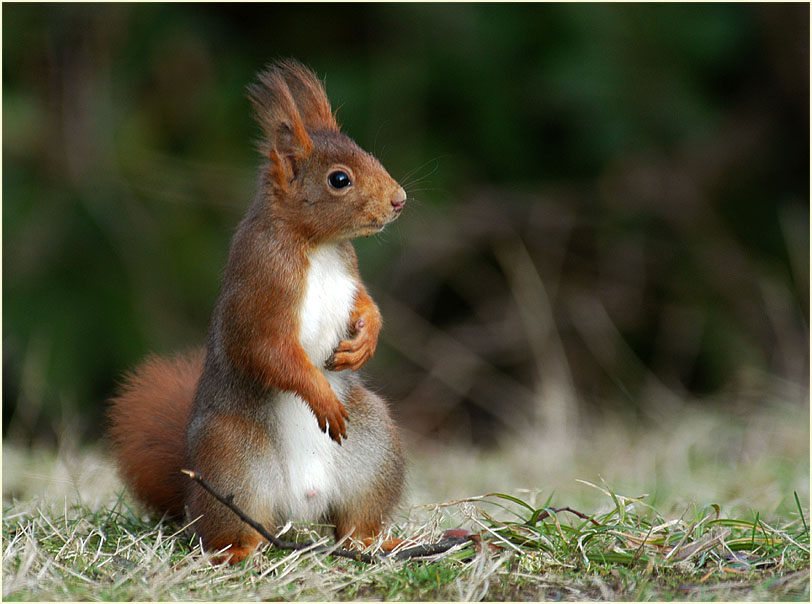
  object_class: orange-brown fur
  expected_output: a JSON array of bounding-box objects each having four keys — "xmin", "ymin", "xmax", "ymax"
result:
[
  {"xmin": 185, "ymin": 413, "xmax": 270, "ymax": 560},
  {"xmin": 332, "ymin": 285, "xmax": 383, "ymax": 372},
  {"xmin": 108, "ymin": 351, "xmax": 203, "ymax": 516},
  {"xmin": 107, "ymin": 59, "xmax": 406, "ymax": 565}
]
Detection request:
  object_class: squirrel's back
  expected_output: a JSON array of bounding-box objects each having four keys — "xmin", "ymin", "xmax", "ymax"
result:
[{"xmin": 107, "ymin": 350, "xmax": 204, "ymax": 516}]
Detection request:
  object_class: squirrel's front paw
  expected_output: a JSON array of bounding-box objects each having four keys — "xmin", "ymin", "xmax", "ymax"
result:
[
  {"xmin": 327, "ymin": 318, "xmax": 380, "ymax": 372},
  {"xmin": 311, "ymin": 393, "xmax": 350, "ymax": 444}
]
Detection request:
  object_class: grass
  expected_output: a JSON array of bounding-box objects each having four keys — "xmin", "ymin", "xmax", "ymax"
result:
[
  {"xmin": 3, "ymin": 398, "xmax": 809, "ymax": 600},
  {"xmin": 2, "ymin": 482, "xmax": 808, "ymax": 600}
]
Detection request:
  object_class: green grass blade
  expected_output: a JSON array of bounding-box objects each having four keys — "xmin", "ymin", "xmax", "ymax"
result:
[
  {"xmin": 794, "ymin": 491, "xmax": 808, "ymax": 534},
  {"xmin": 483, "ymin": 492, "xmax": 537, "ymax": 514},
  {"xmin": 751, "ymin": 511, "xmax": 760, "ymax": 548}
]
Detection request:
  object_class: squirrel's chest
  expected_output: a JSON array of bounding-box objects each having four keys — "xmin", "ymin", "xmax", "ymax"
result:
[{"xmin": 298, "ymin": 244, "xmax": 357, "ymax": 366}]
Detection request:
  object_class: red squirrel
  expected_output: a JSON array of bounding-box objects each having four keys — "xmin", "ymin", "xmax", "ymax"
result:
[{"xmin": 108, "ymin": 60, "xmax": 406, "ymax": 564}]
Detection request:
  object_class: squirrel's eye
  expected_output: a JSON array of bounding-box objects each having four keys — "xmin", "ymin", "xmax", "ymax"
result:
[{"xmin": 328, "ymin": 170, "xmax": 352, "ymax": 190}]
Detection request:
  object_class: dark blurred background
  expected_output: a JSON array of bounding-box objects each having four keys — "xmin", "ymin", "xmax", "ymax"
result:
[{"xmin": 3, "ymin": 3, "xmax": 809, "ymax": 450}]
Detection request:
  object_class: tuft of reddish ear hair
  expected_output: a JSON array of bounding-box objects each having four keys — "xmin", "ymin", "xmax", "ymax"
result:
[{"xmin": 247, "ymin": 59, "xmax": 339, "ymax": 161}]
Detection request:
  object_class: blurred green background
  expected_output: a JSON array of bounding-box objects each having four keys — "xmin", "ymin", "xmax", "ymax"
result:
[{"xmin": 3, "ymin": 3, "xmax": 808, "ymax": 450}]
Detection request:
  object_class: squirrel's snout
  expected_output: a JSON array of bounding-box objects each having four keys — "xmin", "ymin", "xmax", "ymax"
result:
[{"xmin": 391, "ymin": 187, "xmax": 407, "ymax": 212}]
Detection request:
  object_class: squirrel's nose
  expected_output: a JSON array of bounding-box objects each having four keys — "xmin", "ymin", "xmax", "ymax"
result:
[{"xmin": 391, "ymin": 187, "xmax": 407, "ymax": 212}]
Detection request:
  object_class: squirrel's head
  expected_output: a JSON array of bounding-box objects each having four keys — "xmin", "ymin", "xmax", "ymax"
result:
[{"xmin": 248, "ymin": 60, "xmax": 406, "ymax": 243}]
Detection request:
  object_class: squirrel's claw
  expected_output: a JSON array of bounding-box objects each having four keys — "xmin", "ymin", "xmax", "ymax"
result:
[
  {"xmin": 327, "ymin": 312, "xmax": 380, "ymax": 373},
  {"xmin": 327, "ymin": 404, "xmax": 348, "ymax": 444},
  {"xmin": 329, "ymin": 349, "xmax": 370, "ymax": 372},
  {"xmin": 329, "ymin": 332, "xmax": 377, "ymax": 373},
  {"xmin": 308, "ymin": 377, "xmax": 349, "ymax": 444}
]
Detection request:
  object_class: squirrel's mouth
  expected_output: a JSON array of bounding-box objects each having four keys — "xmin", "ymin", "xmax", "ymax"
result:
[
  {"xmin": 350, "ymin": 221, "xmax": 388, "ymax": 239},
  {"xmin": 363, "ymin": 223, "xmax": 387, "ymax": 235},
  {"xmin": 379, "ymin": 210, "xmax": 403, "ymax": 228},
  {"xmin": 349, "ymin": 207, "xmax": 402, "ymax": 238}
]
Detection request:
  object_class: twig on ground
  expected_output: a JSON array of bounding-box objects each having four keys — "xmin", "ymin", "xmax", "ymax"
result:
[
  {"xmin": 536, "ymin": 506, "xmax": 602, "ymax": 526},
  {"xmin": 182, "ymin": 469, "xmax": 470, "ymax": 563}
]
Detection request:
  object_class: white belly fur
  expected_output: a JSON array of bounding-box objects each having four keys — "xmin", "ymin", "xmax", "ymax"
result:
[
  {"xmin": 252, "ymin": 243, "xmax": 358, "ymax": 524},
  {"xmin": 298, "ymin": 243, "xmax": 358, "ymax": 367}
]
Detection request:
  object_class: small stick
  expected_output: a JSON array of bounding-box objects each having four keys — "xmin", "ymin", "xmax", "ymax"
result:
[
  {"xmin": 536, "ymin": 506, "xmax": 601, "ymax": 526},
  {"xmin": 182, "ymin": 469, "xmax": 469, "ymax": 563},
  {"xmin": 390, "ymin": 538, "xmax": 472, "ymax": 560}
]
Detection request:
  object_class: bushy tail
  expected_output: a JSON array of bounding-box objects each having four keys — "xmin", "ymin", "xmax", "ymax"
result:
[{"xmin": 107, "ymin": 349, "xmax": 204, "ymax": 517}]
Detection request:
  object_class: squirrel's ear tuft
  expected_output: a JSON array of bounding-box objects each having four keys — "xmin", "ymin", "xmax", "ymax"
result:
[
  {"xmin": 276, "ymin": 59, "xmax": 339, "ymax": 132},
  {"xmin": 248, "ymin": 63, "xmax": 312, "ymax": 160},
  {"xmin": 247, "ymin": 59, "xmax": 338, "ymax": 148}
]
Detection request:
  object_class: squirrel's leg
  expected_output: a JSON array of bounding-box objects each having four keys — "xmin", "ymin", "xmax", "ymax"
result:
[
  {"xmin": 334, "ymin": 521, "xmax": 404, "ymax": 552},
  {"xmin": 187, "ymin": 486, "xmax": 266, "ymax": 564},
  {"xmin": 330, "ymin": 384, "xmax": 404, "ymax": 551},
  {"xmin": 186, "ymin": 414, "xmax": 271, "ymax": 565},
  {"xmin": 238, "ymin": 333, "xmax": 349, "ymax": 443},
  {"xmin": 332, "ymin": 507, "xmax": 404, "ymax": 552}
]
